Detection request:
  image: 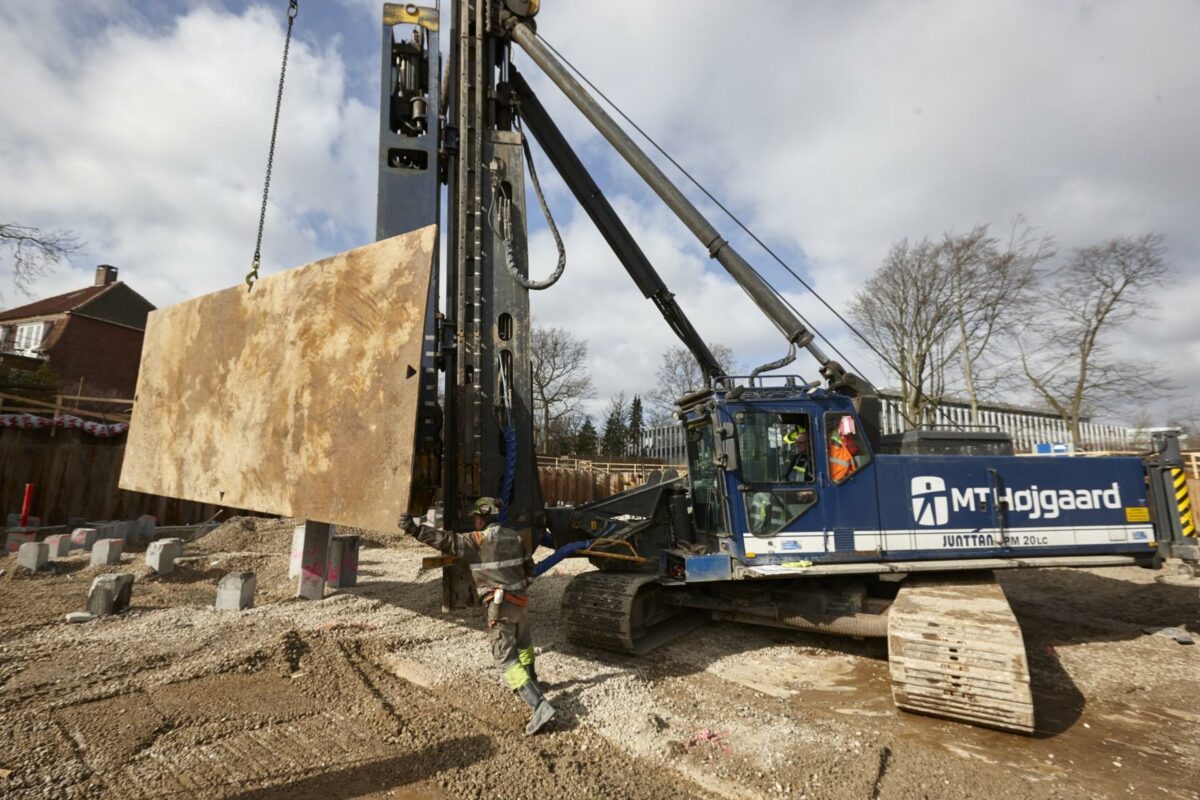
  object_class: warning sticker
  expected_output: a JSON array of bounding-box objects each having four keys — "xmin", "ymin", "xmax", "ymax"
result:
[{"xmin": 1125, "ymin": 507, "xmax": 1150, "ymax": 523}]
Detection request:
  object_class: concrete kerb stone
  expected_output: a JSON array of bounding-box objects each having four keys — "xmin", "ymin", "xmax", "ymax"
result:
[
  {"xmin": 69, "ymin": 528, "xmax": 99, "ymax": 551},
  {"xmin": 44, "ymin": 534, "xmax": 72, "ymax": 560},
  {"xmin": 5, "ymin": 529, "xmax": 36, "ymax": 554},
  {"xmin": 146, "ymin": 538, "xmax": 184, "ymax": 575},
  {"xmin": 18, "ymin": 541, "xmax": 50, "ymax": 572},
  {"xmin": 87, "ymin": 574, "xmax": 134, "ymax": 616},
  {"xmin": 294, "ymin": 521, "xmax": 333, "ymax": 600},
  {"xmin": 328, "ymin": 535, "xmax": 360, "ymax": 589},
  {"xmin": 91, "ymin": 538, "xmax": 124, "ymax": 566},
  {"xmin": 215, "ymin": 572, "xmax": 256, "ymax": 611}
]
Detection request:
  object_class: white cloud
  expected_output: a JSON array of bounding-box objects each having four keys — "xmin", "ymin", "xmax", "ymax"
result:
[
  {"xmin": 523, "ymin": 0, "xmax": 1200, "ymax": 422},
  {"xmin": 2, "ymin": 1, "xmax": 1195, "ymax": 427},
  {"xmin": 0, "ymin": 2, "xmax": 374, "ymax": 307}
]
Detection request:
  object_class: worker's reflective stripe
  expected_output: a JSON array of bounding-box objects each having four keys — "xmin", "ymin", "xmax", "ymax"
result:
[
  {"xmin": 469, "ymin": 557, "xmax": 526, "ymax": 572},
  {"xmin": 518, "ymin": 647, "xmax": 535, "ymax": 667},
  {"xmin": 476, "ymin": 578, "xmax": 531, "ymax": 599},
  {"xmin": 503, "ymin": 662, "xmax": 530, "ymax": 690}
]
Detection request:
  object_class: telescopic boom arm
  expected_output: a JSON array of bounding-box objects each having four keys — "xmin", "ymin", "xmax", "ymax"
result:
[
  {"xmin": 510, "ymin": 69, "xmax": 725, "ymax": 386},
  {"xmin": 504, "ymin": 15, "xmax": 872, "ymax": 397}
]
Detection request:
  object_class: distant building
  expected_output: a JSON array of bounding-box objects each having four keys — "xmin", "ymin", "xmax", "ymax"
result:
[
  {"xmin": 642, "ymin": 388, "xmax": 1134, "ymax": 464},
  {"xmin": 0, "ymin": 265, "xmax": 155, "ymax": 398}
]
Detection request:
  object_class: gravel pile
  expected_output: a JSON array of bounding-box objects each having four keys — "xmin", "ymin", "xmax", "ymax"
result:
[{"xmin": 0, "ymin": 529, "xmax": 1197, "ymax": 799}]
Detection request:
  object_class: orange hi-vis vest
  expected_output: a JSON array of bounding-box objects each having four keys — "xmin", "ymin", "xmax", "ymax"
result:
[{"xmin": 829, "ymin": 436, "xmax": 856, "ymax": 482}]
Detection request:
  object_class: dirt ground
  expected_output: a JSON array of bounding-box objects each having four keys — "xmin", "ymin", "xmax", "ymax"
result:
[{"xmin": 1, "ymin": 517, "xmax": 1198, "ymax": 800}]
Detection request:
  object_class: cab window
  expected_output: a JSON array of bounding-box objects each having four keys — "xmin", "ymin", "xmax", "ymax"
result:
[
  {"xmin": 734, "ymin": 411, "xmax": 814, "ymax": 484},
  {"xmin": 743, "ymin": 488, "xmax": 817, "ymax": 535},
  {"xmin": 686, "ymin": 422, "xmax": 727, "ymax": 535},
  {"xmin": 825, "ymin": 412, "xmax": 871, "ymax": 484}
]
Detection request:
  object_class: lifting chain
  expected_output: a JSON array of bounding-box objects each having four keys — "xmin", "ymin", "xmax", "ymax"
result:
[{"xmin": 246, "ymin": 0, "xmax": 299, "ymax": 292}]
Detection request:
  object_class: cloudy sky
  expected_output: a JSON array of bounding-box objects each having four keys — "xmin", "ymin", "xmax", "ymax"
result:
[{"xmin": 1, "ymin": 0, "xmax": 1197, "ymax": 426}]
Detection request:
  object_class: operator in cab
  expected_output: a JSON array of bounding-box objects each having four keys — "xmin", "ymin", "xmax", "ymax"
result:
[
  {"xmin": 399, "ymin": 497, "xmax": 556, "ymax": 735},
  {"xmin": 828, "ymin": 415, "xmax": 862, "ymax": 482},
  {"xmin": 783, "ymin": 424, "xmax": 811, "ymax": 482}
]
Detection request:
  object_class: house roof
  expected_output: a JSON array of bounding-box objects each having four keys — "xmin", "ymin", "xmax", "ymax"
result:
[{"xmin": 0, "ymin": 283, "xmax": 118, "ymax": 322}]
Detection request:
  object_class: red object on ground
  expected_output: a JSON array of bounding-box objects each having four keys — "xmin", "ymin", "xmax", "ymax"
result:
[{"xmin": 19, "ymin": 483, "xmax": 34, "ymax": 527}]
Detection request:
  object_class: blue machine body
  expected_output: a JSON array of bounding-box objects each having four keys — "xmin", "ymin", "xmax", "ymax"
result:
[{"xmin": 668, "ymin": 386, "xmax": 1156, "ymax": 579}]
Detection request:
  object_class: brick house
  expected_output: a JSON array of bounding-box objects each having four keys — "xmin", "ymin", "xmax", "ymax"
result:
[{"xmin": 0, "ymin": 266, "xmax": 155, "ymax": 398}]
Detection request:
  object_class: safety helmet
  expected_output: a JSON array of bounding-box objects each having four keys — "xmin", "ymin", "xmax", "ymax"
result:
[{"xmin": 470, "ymin": 496, "xmax": 501, "ymax": 518}]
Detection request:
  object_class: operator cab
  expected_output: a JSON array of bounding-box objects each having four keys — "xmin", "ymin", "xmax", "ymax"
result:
[{"xmin": 678, "ymin": 377, "xmax": 877, "ymax": 565}]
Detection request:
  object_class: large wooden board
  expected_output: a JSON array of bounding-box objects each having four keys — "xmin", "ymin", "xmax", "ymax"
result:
[{"xmin": 119, "ymin": 226, "xmax": 436, "ymax": 532}]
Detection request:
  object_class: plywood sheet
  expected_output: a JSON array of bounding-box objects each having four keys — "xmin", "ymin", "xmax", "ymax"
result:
[{"xmin": 119, "ymin": 226, "xmax": 436, "ymax": 532}]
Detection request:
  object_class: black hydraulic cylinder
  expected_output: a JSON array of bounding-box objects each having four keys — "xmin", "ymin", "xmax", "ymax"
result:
[
  {"xmin": 510, "ymin": 69, "xmax": 724, "ymax": 384},
  {"xmin": 507, "ymin": 21, "xmax": 824, "ymax": 359}
]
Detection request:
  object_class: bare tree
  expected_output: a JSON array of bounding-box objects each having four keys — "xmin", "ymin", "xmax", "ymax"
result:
[
  {"xmin": 1017, "ymin": 233, "xmax": 1171, "ymax": 448},
  {"xmin": 647, "ymin": 343, "xmax": 735, "ymax": 420},
  {"xmin": 942, "ymin": 218, "xmax": 1052, "ymax": 423},
  {"xmin": 0, "ymin": 223, "xmax": 83, "ymax": 300},
  {"xmin": 850, "ymin": 238, "xmax": 958, "ymax": 426},
  {"xmin": 531, "ymin": 326, "xmax": 594, "ymax": 453}
]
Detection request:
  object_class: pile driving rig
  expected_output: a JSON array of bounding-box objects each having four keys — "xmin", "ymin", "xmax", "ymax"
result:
[{"xmin": 378, "ymin": 1, "xmax": 1197, "ymax": 733}]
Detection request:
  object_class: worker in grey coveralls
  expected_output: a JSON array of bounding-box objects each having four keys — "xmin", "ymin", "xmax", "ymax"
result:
[{"xmin": 399, "ymin": 496, "xmax": 556, "ymax": 735}]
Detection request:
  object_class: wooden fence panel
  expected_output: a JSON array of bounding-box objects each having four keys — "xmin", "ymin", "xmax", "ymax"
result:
[{"xmin": 1, "ymin": 428, "xmax": 222, "ymax": 525}]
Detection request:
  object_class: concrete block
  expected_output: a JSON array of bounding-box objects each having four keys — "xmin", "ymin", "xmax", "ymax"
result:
[
  {"xmin": 44, "ymin": 534, "xmax": 72, "ymax": 560},
  {"xmin": 137, "ymin": 515, "xmax": 157, "ymax": 545},
  {"xmin": 97, "ymin": 522, "xmax": 120, "ymax": 541},
  {"xmin": 5, "ymin": 529, "xmax": 36, "ymax": 554},
  {"xmin": 70, "ymin": 528, "xmax": 98, "ymax": 550},
  {"xmin": 146, "ymin": 538, "xmax": 184, "ymax": 574},
  {"xmin": 290, "ymin": 522, "xmax": 334, "ymax": 580},
  {"xmin": 294, "ymin": 521, "xmax": 332, "ymax": 600},
  {"xmin": 328, "ymin": 535, "xmax": 360, "ymax": 589},
  {"xmin": 91, "ymin": 538, "xmax": 124, "ymax": 566},
  {"xmin": 5, "ymin": 513, "xmax": 19, "ymax": 528},
  {"xmin": 215, "ymin": 571, "xmax": 256, "ymax": 611},
  {"xmin": 87, "ymin": 574, "xmax": 134, "ymax": 616},
  {"xmin": 65, "ymin": 611, "xmax": 95, "ymax": 624},
  {"xmin": 18, "ymin": 541, "xmax": 49, "ymax": 572},
  {"xmin": 27, "ymin": 516, "xmax": 40, "ymax": 528},
  {"xmin": 288, "ymin": 526, "xmax": 303, "ymax": 579}
]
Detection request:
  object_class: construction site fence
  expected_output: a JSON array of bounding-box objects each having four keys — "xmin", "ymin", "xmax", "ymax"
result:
[
  {"xmin": 1, "ymin": 426, "xmax": 222, "ymax": 527},
  {"xmin": 6, "ymin": 423, "xmax": 1191, "ymax": 525}
]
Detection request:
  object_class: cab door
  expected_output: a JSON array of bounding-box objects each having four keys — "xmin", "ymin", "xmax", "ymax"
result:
[{"xmin": 816, "ymin": 410, "xmax": 882, "ymax": 556}]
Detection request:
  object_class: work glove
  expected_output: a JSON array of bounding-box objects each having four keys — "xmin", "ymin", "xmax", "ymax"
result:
[{"xmin": 397, "ymin": 514, "xmax": 418, "ymax": 535}]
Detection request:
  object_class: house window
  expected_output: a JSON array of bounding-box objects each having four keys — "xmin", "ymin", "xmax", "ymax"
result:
[{"xmin": 13, "ymin": 322, "xmax": 46, "ymax": 355}]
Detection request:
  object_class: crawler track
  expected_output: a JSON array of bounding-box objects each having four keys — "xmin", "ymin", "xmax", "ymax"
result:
[
  {"xmin": 887, "ymin": 572, "xmax": 1035, "ymax": 733},
  {"xmin": 562, "ymin": 572, "xmax": 705, "ymax": 655}
]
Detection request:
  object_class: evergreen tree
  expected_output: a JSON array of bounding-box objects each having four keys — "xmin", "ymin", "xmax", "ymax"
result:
[
  {"xmin": 600, "ymin": 392, "xmax": 628, "ymax": 458},
  {"xmin": 628, "ymin": 394, "xmax": 645, "ymax": 458},
  {"xmin": 574, "ymin": 417, "xmax": 599, "ymax": 456}
]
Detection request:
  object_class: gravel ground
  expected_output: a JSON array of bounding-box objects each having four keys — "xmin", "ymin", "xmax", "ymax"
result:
[{"xmin": 0, "ymin": 517, "xmax": 1197, "ymax": 799}]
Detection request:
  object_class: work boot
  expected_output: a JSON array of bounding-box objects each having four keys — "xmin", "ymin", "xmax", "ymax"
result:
[{"xmin": 515, "ymin": 680, "xmax": 556, "ymax": 735}]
